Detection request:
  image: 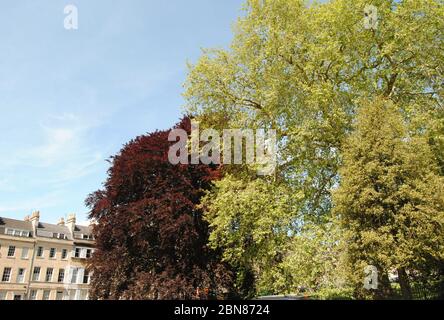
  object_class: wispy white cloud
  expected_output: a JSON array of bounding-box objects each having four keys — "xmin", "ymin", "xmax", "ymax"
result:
[
  {"xmin": 5, "ymin": 112, "xmax": 102, "ymax": 170},
  {"xmin": 0, "ymin": 112, "xmax": 104, "ymax": 215},
  {"xmin": 0, "ymin": 190, "xmax": 62, "ymax": 214},
  {"xmin": 46, "ymin": 151, "xmax": 103, "ymax": 187},
  {"xmin": 0, "ymin": 0, "xmax": 241, "ymax": 224}
]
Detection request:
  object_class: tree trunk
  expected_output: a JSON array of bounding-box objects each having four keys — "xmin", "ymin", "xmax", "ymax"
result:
[
  {"xmin": 438, "ymin": 264, "xmax": 444, "ymax": 300},
  {"xmin": 374, "ymin": 271, "xmax": 393, "ymax": 300},
  {"xmin": 397, "ymin": 268, "xmax": 412, "ymax": 300}
]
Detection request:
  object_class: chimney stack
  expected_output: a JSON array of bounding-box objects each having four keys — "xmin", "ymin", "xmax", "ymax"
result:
[
  {"xmin": 67, "ymin": 213, "xmax": 76, "ymax": 235},
  {"xmin": 30, "ymin": 211, "xmax": 40, "ymax": 234},
  {"xmin": 57, "ymin": 217, "xmax": 65, "ymax": 226},
  {"xmin": 24, "ymin": 215, "xmax": 30, "ymax": 222}
]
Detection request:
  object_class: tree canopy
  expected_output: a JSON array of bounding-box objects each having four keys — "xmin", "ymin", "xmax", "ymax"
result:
[
  {"xmin": 86, "ymin": 117, "xmax": 234, "ymax": 299},
  {"xmin": 184, "ymin": 0, "xmax": 444, "ymax": 298},
  {"xmin": 86, "ymin": 0, "xmax": 444, "ymax": 300},
  {"xmin": 333, "ymin": 97, "xmax": 444, "ymax": 299}
]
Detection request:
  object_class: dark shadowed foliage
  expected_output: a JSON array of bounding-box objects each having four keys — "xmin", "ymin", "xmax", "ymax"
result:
[{"xmin": 85, "ymin": 117, "xmax": 234, "ymax": 299}]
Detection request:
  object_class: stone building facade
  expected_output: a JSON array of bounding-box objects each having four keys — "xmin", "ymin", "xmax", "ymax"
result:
[{"xmin": 0, "ymin": 212, "xmax": 94, "ymax": 300}]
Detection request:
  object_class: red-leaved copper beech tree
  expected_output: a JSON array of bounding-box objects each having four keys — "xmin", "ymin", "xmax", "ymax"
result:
[{"xmin": 85, "ymin": 117, "xmax": 234, "ymax": 300}]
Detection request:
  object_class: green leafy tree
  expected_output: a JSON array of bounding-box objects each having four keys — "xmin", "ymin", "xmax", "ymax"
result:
[
  {"xmin": 185, "ymin": 0, "xmax": 444, "ymax": 219},
  {"xmin": 201, "ymin": 175, "xmax": 295, "ymax": 297},
  {"xmin": 277, "ymin": 219, "xmax": 347, "ymax": 296},
  {"xmin": 333, "ymin": 97, "xmax": 444, "ymax": 299},
  {"xmin": 185, "ymin": 0, "xmax": 444, "ymax": 297},
  {"xmin": 202, "ymin": 175, "xmax": 347, "ymax": 297}
]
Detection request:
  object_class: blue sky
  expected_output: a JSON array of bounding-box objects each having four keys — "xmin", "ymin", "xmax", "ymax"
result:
[{"xmin": 0, "ymin": 0, "xmax": 243, "ymax": 224}]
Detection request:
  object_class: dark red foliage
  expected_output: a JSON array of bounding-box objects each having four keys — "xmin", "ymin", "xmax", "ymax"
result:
[{"xmin": 86, "ymin": 117, "xmax": 233, "ymax": 300}]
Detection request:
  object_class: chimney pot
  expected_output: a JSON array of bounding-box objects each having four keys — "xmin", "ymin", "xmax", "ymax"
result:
[
  {"xmin": 66, "ymin": 213, "xmax": 76, "ymax": 235},
  {"xmin": 67, "ymin": 213, "xmax": 76, "ymax": 223},
  {"xmin": 31, "ymin": 211, "xmax": 40, "ymax": 220},
  {"xmin": 30, "ymin": 211, "xmax": 40, "ymax": 234}
]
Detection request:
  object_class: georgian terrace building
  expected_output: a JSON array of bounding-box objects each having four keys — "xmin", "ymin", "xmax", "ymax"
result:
[{"xmin": 0, "ymin": 211, "xmax": 94, "ymax": 300}]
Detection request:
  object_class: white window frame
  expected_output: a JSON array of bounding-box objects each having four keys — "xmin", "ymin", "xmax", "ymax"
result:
[
  {"xmin": 16, "ymin": 268, "xmax": 26, "ymax": 283},
  {"xmin": 2, "ymin": 268, "xmax": 12, "ymax": 282},
  {"xmin": 29, "ymin": 289, "xmax": 37, "ymax": 300},
  {"xmin": 49, "ymin": 248, "xmax": 56, "ymax": 259},
  {"xmin": 7, "ymin": 246, "xmax": 16, "ymax": 257},
  {"xmin": 36, "ymin": 246, "xmax": 44, "ymax": 258},
  {"xmin": 55, "ymin": 291, "xmax": 64, "ymax": 300},
  {"xmin": 58, "ymin": 269, "xmax": 65, "ymax": 283},
  {"xmin": 61, "ymin": 249, "xmax": 68, "ymax": 260},
  {"xmin": 45, "ymin": 268, "xmax": 54, "ymax": 282},
  {"xmin": 70, "ymin": 267, "xmax": 78, "ymax": 284},
  {"xmin": 21, "ymin": 247, "xmax": 29, "ymax": 259},
  {"xmin": 5, "ymin": 228, "xmax": 30, "ymax": 237},
  {"xmin": 42, "ymin": 290, "xmax": 50, "ymax": 301},
  {"xmin": 73, "ymin": 247, "xmax": 93, "ymax": 259},
  {"xmin": 73, "ymin": 247, "xmax": 81, "ymax": 258},
  {"xmin": 83, "ymin": 269, "xmax": 90, "ymax": 284},
  {"xmin": 13, "ymin": 293, "xmax": 23, "ymax": 300},
  {"xmin": 32, "ymin": 267, "xmax": 41, "ymax": 281}
]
